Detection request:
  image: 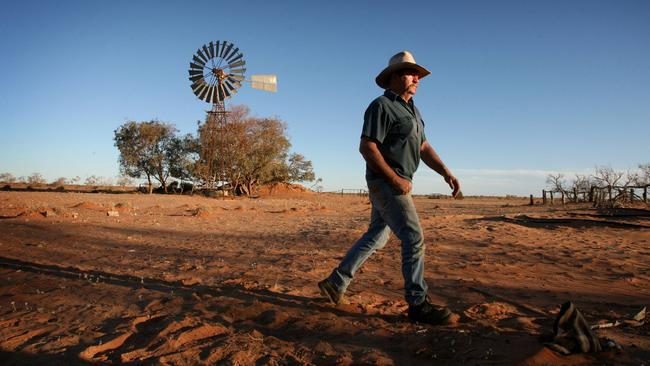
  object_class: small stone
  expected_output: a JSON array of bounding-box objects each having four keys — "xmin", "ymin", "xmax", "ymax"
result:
[{"xmin": 107, "ymin": 210, "xmax": 119, "ymax": 217}]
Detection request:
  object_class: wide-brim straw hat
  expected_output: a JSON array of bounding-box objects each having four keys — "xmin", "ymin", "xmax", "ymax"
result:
[{"xmin": 375, "ymin": 51, "xmax": 431, "ymax": 89}]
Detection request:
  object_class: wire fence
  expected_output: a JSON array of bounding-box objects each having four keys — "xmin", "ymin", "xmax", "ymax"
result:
[
  {"xmin": 542, "ymin": 185, "xmax": 649, "ymax": 206},
  {"xmin": 338, "ymin": 189, "xmax": 368, "ymax": 196}
]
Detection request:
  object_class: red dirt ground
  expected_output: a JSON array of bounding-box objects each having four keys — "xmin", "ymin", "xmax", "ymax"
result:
[{"xmin": 0, "ymin": 191, "xmax": 648, "ymax": 365}]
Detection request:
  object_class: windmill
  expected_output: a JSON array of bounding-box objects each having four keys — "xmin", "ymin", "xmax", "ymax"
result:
[{"xmin": 188, "ymin": 40, "xmax": 276, "ymax": 191}]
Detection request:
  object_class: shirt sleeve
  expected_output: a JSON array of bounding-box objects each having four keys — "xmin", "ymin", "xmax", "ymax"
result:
[
  {"xmin": 361, "ymin": 100, "xmax": 390, "ymax": 143},
  {"xmin": 421, "ymin": 122, "xmax": 427, "ymax": 143}
]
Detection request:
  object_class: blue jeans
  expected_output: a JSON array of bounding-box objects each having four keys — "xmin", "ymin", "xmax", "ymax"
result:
[{"xmin": 327, "ymin": 178, "xmax": 428, "ymax": 306}]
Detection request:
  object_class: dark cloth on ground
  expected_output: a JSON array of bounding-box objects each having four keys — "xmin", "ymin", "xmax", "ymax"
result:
[{"xmin": 546, "ymin": 301, "xmax": 602, "ymax": 355}]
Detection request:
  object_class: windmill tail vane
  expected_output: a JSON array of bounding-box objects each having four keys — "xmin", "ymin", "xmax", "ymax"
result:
[{"xmin": 250, "ymin": 74, "xmax": 277, "ymax": 92}]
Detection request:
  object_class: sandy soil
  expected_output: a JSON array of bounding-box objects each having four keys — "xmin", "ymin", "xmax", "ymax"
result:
[{"xmin": 0, "ymin": 190, "xmax": 648, "ymax": 365}]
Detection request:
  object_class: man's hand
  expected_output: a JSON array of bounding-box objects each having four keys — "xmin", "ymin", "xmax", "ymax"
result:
[
  {"xmin": 392, "ymin": 176, "xmax": 413, "ymax": 195},
  {"xmin": 445, "ymin": 174, "xmax": 461, "ymax": 198}
]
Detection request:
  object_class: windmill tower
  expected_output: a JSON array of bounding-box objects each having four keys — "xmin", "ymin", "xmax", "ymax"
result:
[{"xmin": 188, "ymin": 41, "xmax": 276, "ymax": 191}]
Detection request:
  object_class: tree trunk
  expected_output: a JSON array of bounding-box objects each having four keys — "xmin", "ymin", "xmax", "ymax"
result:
[
  {"xmin": 146, "ymin": 175, "xmax": 153, "ymax": 194},
  {"xmin": 158, "ymin": 170, "xmax": 168, "ymax": 193}
]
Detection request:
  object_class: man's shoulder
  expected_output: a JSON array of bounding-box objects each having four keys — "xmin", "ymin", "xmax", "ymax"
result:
[{"xmin": 367, "ymin": 94, "xmax": 393, "ymax": 110}]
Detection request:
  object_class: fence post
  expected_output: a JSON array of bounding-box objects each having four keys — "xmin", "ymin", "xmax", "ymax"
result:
[
  {"xmin": 542, "ymin": 190, "xmax": 547, "ymax": 205},
  {"xmin": 573, "ymin": 188, "xmax": 578, "ymax": 203},
  {"xmin": 589, "ymin": 186, "xmax": 594, "ymax": 202},
  {"xmin": 561, "ymin": 191, "xmax": 565, "ymax": 205},
  {"xmin": 644, "ymin": 186, "xmax": 648, "ymax": 203},
  {"xmin": 529, "ymin": 194, "xmax": 534, "ymax": 205},
  {"xmin": 608, "ymin": 186, "xmax": 612, "ymax": 202},
  {"xmin": 630, "ymin": 188, "xmax": 634, "ymax": 203},
  {"xmin": 550, "ymin": 191, "xmax": 554, "ymax": 205}
]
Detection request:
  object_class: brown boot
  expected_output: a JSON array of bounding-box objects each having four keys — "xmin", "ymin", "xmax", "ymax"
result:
[
  {"xmin": 408, "ymin": 298, "xmax": 453, "ymax": 325},
  {"xmin": 318, "ymin": 279, "xmax": 349, "ymax": 305}
]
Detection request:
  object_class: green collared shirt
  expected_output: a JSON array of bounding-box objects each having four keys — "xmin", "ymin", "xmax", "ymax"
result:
[{"xmin": 361, "ymin": 90, "xmax": 427, "ymax": 181}]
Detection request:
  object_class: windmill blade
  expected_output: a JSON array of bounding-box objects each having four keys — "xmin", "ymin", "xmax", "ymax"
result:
[
  {"xmin": 226, "ymin": 47, "xmax": 239, "ymax": 62},
  {"xmin": 228, "ymin": 53, "xmax": 244, "ymax": 65},
  {"xmin": 229, "ymin": 67, "xmax": 246, "ymax": 75},
  {"xmin": 217, "ymin": 84, "xmax": 225, "ymax": 101},
  {"xmin": 207, "ymin": 85, "xmax": 216, "ymax": 104},
  {"xmin": 226, "ymin": 75, "xmax": 243, "ymax": 88},
  {"xmin": 221, "ymin": 42, "xmax": 233, "ymax": 59},
  {"xmin": 204, "ymin": 85, "xmax": 212, "ymax": 104},
  {"xmin": 250, "ymin": 74, "xmax": 277, "ymax": 92},
  {"xmin": 191, "ymin": 78, "xmax": 203, "ymax": 89},
  {"xmin": 216, "ymin": 41, "xmax": 223, "ymax": 59},
  {"xmin": 227, "ymin": 59, "xmax": 246, "ymax": 69},
  {"xmin": 211, "ymin": 85, "xmax": 220, "ymax": 102},
  {"xmin": 189, "ymin": 61, "xmax": 204, "ymax": 71},
  {"xmin": 214, "ymin": 86, "xmax": 223, "ymax": 102},
  {"xmin": 191, "ymin": 79, "xmax": 205, "ymax": 91},
  {"xmin": 227, "ymin": 74, "xmax": 244, "ymax": 82},
  {"xmin": 208, "ymin": 41, "xmax": 216, "ymax": 59},
  {"xmin": 224, "ymin": 78, "xmax": 237, "ymax": 94},
  {"xmin": 189, "ymin": 74, "xmax": 204, "ymax": 83},
  {"xmin": 193, "ymin": 81, "xmax": 207, "ymax": 98},
  {"xmin": 198, "ymin": 83, "xmax": 211, "ymax": 100},
  {"xmin": 212, "ymin": 41, "xmax": 219, "ymax": 58},
  {"xmin": 207, "ymin": 86, "xmax": 214, "ymax": 103},
  {"xmin": 192, "ymin": 81, "xmax": 207, "ymax": 97},
  {"xmin": 201, "ymin": 45, "xmax": 211, "ymax": 62},
  {"xmin": 188, "ymin": 68, "xmax": 203, "ymax": 77},
  {"xmin": 192, "ymin": 55, "xmax": 206, "ymax": 66},
  {"xmin": 196, "ymin": 48, "xmax": 208, "ymax": 63},
  {"xmin": 223, "ymin": 83, "xmax": 232, "ymax": 98}
]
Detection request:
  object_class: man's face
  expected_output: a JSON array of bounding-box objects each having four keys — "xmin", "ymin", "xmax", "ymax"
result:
[{"xmin": 389, "ymin": 69, "xmax": 420, "ymax": 97}]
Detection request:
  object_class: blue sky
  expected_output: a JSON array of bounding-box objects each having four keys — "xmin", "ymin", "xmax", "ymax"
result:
[{"xmin": 1, "ymin": 0, "xmax": 648, "ymax": 196}]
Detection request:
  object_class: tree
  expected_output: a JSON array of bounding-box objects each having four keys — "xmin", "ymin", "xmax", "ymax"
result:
[
  {"xmin": 85, "ymin": 175, "xmax": 100, "ymax": 186},
  {"xmin": 116, "ymin": 176, "xmax": 133, "ymax": 187},
  {"xmin": 592, "ymin": 165, "xmax": 626, "ymax": 187},
  {"xmin": 268, "ymin": 153, "xmax": 316, "ymax": 184},
  {"xmin": 167, "ymin": 133, "xmax": 198, "ymax": 186},
  {"xmin": 114, "ymin": 120, "xmax": 178, "ymax": 194},
  {"xmin": 286, "ymin": 153, "xmax": 316, "ymax": 182},
  {"xmin": 571, "ymin": 174, "xmax": 591, "ymax": 192},
  {"xmin": 27, "ymin": 172, "xmax": 46, "ymax": 185},
  {"xmin": 546, "ymin": 173, "xmax": 566, "ymax": 192},
  {"xmin": 0, "ymin": 173, "xmax": 16, "ymax": 183},
  {"xmin": 191, "ymin": 105, "xmax": 316, "ymax": 195},
  {"xmin": 51, "ymin": 177, "xmax": 67, "ymax": 186},
  {"xmin": 226, "ymin": 116, "xmax": 291, "ymax": 195},
  {"xmin": 310, "ymin": 177, "xmax": 323, "ymax": 192},
  {"xmin": 635, "ymin": 163, "xmax": 650, "ymax": 185}
]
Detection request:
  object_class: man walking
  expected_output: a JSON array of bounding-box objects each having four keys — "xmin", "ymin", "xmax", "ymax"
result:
[{"xmin": 319, "ymin": 51, "xmax": 461, "ymax": 325}]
